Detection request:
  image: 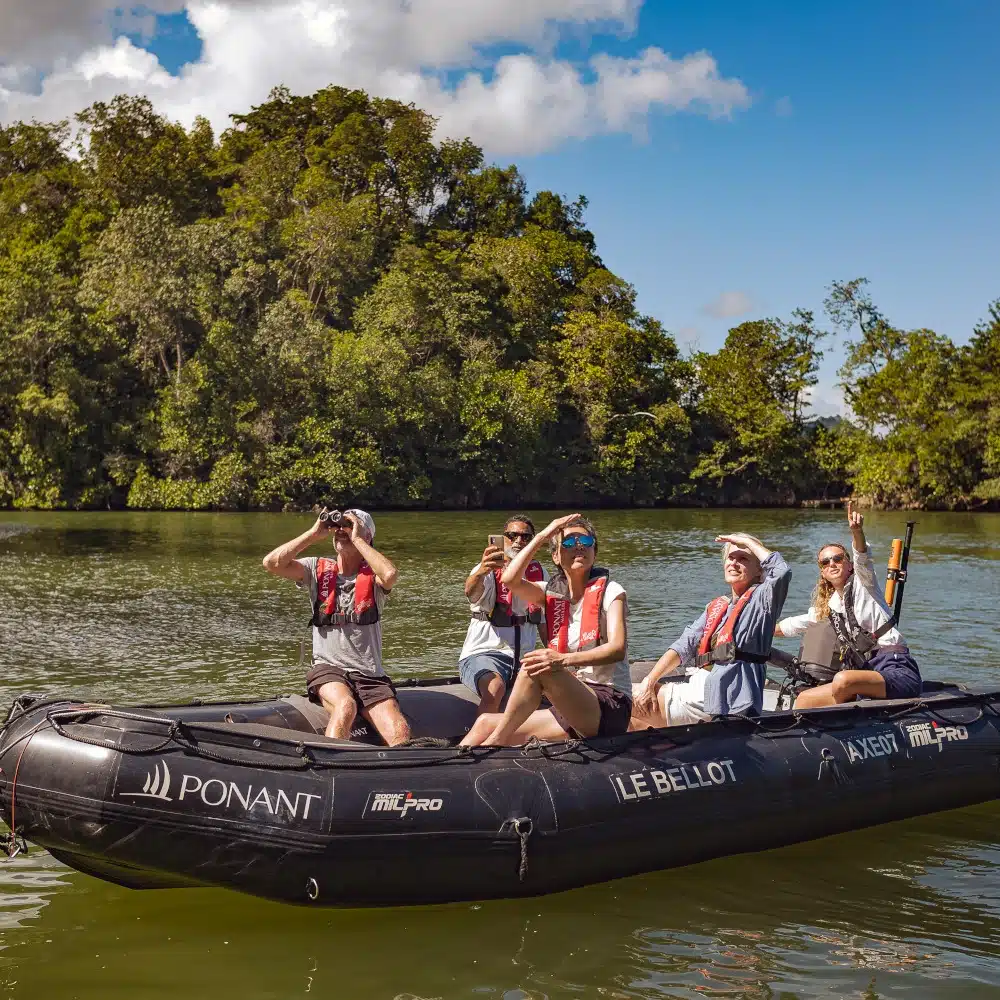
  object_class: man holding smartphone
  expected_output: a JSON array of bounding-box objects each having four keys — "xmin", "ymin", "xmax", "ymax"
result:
[
  {"xmin": 459, "ymin": 514, "xmax": 547, "ymax": 714},
  {"xmin": 262, "ymin": 508, "xmax": 411, "ymax": 745}
]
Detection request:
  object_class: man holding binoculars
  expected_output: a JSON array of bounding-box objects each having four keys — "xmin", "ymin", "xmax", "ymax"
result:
[{"xmin": 262, "ymin": 507, "xmax": 410, "ymax": 745}]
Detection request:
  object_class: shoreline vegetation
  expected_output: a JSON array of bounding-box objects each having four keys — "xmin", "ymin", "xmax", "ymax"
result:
[{"xmin": 2, "ymin": 87, "xmax": 998, "ymax": 514}]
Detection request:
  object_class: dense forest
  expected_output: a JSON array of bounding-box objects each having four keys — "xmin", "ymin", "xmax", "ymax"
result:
[{"xmin": 1, "ymin": 86, "xmax": 998, "ymax": 511}]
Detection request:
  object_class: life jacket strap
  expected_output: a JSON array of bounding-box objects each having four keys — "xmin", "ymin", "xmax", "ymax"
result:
[
  {"xmin": 695, "ymin": 642, "xmax": 770, "ymax": 668},
  {"xmin": 311, "ymin": 558, "xmax": 379, "ymax": 627},
  {"xmin": 831, "ymin": 578, "xmax": 897, "ymax": 665},
  {"xmin": 470, "ymin": 610, "xmax": 539, "ymax": 626},
  {"xmin": 695, "ymin": 587, "xmax": 762, "ymax": 665}
]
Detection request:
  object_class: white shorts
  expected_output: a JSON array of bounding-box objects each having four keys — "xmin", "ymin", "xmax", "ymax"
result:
[{"xmin": 658, "ymin": 669, "xmax": 711, "ymax": 726}]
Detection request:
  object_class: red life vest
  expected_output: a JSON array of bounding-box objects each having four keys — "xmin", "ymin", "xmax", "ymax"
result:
[
  {"xmin": 310, "ymin": 557, "xmax": 380, "ymax": 628},
  {"xmin": 546, "ymin": 568, "xmax": 610, "ymax": 654},
  {"xmin": 472, "ymin": 560, "xmax": 545, "ymax": 627},
  {"xmin": 695, "ymin": 587, "xmax": 761, "ymax": 667}
]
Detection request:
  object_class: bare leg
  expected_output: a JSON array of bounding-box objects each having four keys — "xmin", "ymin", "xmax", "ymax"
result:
[
  {"xmin": 365, "ymin": 698, "xmax": 412, "ymax": 746},
  {"xmin": 476, "ymin": 672, "xmax": 506, "ymax": 715},
  {"xmin": 460, "ymin": 712, "xmax": 503, "ymax": 747},
  {"xmin": 482, "ymin": 670, "xmax": 544, "ymax": 745},
  {"xmin": 532, "ymin": 671, "xmax": 601, "ymax": 739},
  {"xmin": 794, "ymin": 669, "xmax": 886, "ymax": 708},
  {"xmin": 485, "ymin": 670, "xmax": 603, "ymax": 745},
  {"xmin": 317, "ymin": 681, "xmax": 357, "ymax": 739},
  {"xmin": 629, "ymin": 682, "xmax": 666, "ymax": 731}
]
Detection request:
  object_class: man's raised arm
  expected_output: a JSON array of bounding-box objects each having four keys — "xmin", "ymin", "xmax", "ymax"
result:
[{"xmin": 262, "ymin": 515, "xmax": 328, "ymax": 582}]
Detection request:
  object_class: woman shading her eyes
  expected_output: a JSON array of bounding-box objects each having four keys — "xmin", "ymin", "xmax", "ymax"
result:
[{"xmin": 459, "ymin": 514, "xmax": 632, "ymax": 746}]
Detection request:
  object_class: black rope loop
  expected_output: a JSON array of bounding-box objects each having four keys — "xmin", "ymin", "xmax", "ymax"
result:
[
  {"xmin": 46, "ymin": 710, "xmax": 179, "ymax": 755},
  {"xmin": 514, "ymin": 816, "xmax": 533, "ymax": 882}
]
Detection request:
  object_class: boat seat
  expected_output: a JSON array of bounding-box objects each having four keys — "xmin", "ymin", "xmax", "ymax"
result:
[{"xmin": 283, "ymin": 684, "xmax": 480, "ymax": 743}]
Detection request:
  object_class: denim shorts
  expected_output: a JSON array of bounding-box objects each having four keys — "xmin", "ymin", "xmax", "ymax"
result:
[{"xmin": 459, "ymin": 651, "xmax": 516, "ymax": 695}]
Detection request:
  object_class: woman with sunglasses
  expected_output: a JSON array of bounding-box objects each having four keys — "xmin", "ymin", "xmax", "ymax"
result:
[
  {"xmin": 775, "ymin": 502, "xmax": 921, "ymax": 707},
  {"xmin": 460, "ymin": 514, "xmax": 631, "ymax": 746},
  {"xmin": 459, "ymin": 514, "xmax": 547, "ymax": 714}
]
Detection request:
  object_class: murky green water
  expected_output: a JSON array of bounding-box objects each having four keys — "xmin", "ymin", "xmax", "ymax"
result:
[{"xmin": 1, "ymin": 509, "xmax": 999, "ymax": 999}]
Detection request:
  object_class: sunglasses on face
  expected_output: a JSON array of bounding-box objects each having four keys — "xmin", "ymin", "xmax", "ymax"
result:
[
  {"xmin": 819, "ymin": 553, "xmax": 846, "ymax": 567},
  {"xmin": 504, "ymin": 531, "xmax": 533, "ymax": 542},
  {"xmin": 561, "ymin": 534, "xmax": 596, "ymax": 549}
]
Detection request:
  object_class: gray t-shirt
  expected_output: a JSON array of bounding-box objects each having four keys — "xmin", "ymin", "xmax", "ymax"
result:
[{"xmin": 298, "ymin": 557, "xmax": 388, "ymax": 677}]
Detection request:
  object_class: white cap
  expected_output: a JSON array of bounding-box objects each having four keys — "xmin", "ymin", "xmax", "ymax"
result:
[{"xmin": 345, "ymin": 508, "xmax": 375, "ymax": 542}]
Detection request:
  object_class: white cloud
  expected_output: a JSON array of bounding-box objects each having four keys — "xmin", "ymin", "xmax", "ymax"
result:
[
  {"xmin": 701, "ymin": 290, "xmax": 757, "ymax": 320},
  {"xmin": 0, "ymin": 1, "xmax": 189, "ymax": 68},
  {"xmin": 803, "ymin": 383, "xmax": 846, "ymax": 418},
  {"xmin": 774, "ymin": 95, "xmax": 793, "ymax": 117},
  {"xmin": 0, "ymin": 0, "xmax": 751, "ymax": 158}
]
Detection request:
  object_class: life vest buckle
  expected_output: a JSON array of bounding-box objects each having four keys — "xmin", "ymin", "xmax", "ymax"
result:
[{"xmin": 712, "ymin": 639, "xmax": 737, "ymax": 663}]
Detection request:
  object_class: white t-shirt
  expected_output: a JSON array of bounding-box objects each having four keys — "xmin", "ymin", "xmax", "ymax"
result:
[
  {"xmin": 459, "ymin": 563, "xmax": 547, "ymax": 661},
  {"xmin": 554, "ymin": 579, "xmax": 631, "ymax": 695},
  {"xmin": 778, "ymin": 545, "xmax": 903, "ymax": 647}
]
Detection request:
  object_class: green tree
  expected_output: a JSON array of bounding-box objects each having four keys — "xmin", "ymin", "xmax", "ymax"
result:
[
  {"xmin": 689, "ymin": 315, "xmax": 826, "ymax": 502},
  {"xmin": 827, "ymin": 278, "xmax": 990, "ymax": 506}
]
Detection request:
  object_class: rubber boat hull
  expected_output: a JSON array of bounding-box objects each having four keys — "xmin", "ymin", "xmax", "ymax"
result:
[{"xmin": 2, "ymin": 678, "xmax": 1000, "ymax": 907}]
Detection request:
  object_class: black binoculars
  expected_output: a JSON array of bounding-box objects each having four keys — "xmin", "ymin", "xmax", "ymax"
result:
[{"xmin": 319, "ymin": 508, "xmax": 348, "ymax": 526}]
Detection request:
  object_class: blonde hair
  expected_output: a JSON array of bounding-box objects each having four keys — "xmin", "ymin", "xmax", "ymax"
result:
[
  {"xmin": 721, "ymin": 534, "xmax": 765, "ymax": 583},
  {"xmin": 812, "ymin": 542, "xmax": 852, "ymax": 620}
]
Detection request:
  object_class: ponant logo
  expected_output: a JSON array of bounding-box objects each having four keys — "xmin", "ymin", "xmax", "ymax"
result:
[
  {"xmin": 120, "ymin": 760, "xmax": 174, "ymax": 801},
  {"xmin": 117, "ymin": 758, "xmax": 324, "ymax": 821}
]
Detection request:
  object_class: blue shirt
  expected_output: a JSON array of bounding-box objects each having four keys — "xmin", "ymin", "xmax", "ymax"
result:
[{"xmin": 669, "ymin": 552, "xmax": 791, "ymax": 716}]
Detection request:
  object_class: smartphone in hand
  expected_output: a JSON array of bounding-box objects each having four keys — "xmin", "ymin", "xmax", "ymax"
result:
[{"xmin": 487, "ymin": 534, "xmax": 504, "ymax": 550}]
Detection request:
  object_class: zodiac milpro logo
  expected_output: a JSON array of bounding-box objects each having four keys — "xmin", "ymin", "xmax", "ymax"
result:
[
  {"xmin": 117, "ymin": 757, "xmax": 326, "ymax": 824},
  {"xmin": 363, "ymin": 790, "xmax": 449, "ymax": 819},
  {"xmin": 903, "ymin": 720, "xmax": 969, "ymax": 752}
]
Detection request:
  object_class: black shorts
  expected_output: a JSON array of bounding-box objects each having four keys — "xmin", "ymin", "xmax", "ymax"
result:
[
  {"xmin": 549, "ymin": 682, "xmax": 632, "ymax": 739},
  {"xmin": 306, "ymin": 662, "xmax": 397, "ymax": 712}
]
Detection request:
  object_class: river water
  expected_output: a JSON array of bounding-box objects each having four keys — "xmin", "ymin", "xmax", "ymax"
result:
[{"xmin": 1, "ymin": 509, "xmax": 999, "ymax": 999}]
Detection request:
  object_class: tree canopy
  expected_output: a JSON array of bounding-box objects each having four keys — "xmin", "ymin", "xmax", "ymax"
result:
[{"xmin": 0, "ymin": 87, "xmax": 996, "ymax": 510}]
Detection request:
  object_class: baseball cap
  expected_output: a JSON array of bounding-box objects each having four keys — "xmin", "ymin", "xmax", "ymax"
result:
[{"xmin": 345, "ymin": 508, "xmax": 375, "ymax": 542}]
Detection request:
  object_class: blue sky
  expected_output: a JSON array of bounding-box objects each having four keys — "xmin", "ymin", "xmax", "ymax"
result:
[
  {"xmin": 15, "ymin": 1, "xmax": 1000, "ymax": 414},
  {"xmin": 516, "ymin": 1, "xmax": 1000, "ymax": 406}
]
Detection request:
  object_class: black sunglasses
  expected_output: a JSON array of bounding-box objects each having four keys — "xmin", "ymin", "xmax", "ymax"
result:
[
  {"xmin": 504, "ymin": 531, "xmax": 534, "ymax": 542},
  {"xmin": 819, "ymin": 553, "xmax": 846, "ymax": 567}
]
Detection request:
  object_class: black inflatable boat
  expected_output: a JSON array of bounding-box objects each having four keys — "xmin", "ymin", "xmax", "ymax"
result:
[{"xmin": 2, "ymin": 670, "xmax": 999, "ymax": 907}]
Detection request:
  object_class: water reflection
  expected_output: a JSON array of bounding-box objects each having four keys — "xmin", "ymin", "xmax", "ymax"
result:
[{"xmin": 0, "ymin": 850, "xmax": 69, "ymax": 934}]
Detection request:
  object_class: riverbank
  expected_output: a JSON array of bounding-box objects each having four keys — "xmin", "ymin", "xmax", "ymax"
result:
[{"xmin": 5, "ymin": 495, "xmax": 999, "ymax": 513}]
